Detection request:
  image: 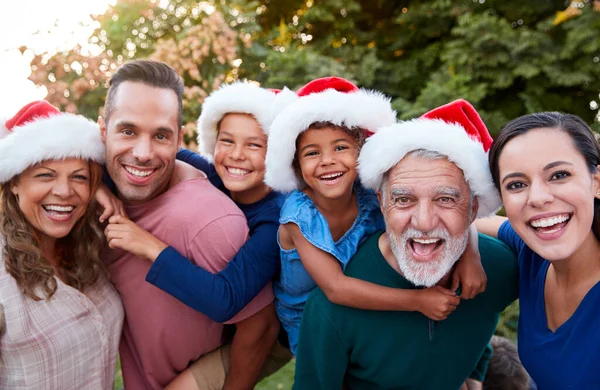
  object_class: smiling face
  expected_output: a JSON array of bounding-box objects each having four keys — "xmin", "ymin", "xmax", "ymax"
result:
[
  {"xmin": 100, "ymin": 81, "xmax": 182, "ymax": 204},
  {"xmin": 498, "ymin": 127, "xmax": 600, "ymax": 261},
  {"xmin": 213, "ymin": 113, "xmax": 270, "ymax": 204},
  {"xmin": 380, "ymin": 153, "xmax": 477, "ymax": 286},
  {"xmin": 10, "ymin": 158, "xmax": 92, "ymax": 246},
  {"xmin": 295, "ymin": 126, "xmax": 360, "ymax": 200}
]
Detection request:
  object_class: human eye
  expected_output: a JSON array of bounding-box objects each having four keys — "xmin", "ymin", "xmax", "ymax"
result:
[
  {"xmin": 438, "ymin": 196, "xmax": 455, "ymax": 204},
  {"xmin": 248, "ymin": 143, "xmax": 263, "ymax": 149},
  {"xmin": 121, "ymin": 129, "xmax": 134, "ymax": 136},
  {"xmin": 334, "ymin": 144, "xmax": 350, "ymax": 152},
  {"xmin": 72, "ymin": 174, "xmax": 89, "ymax": 181},
  {"xmin": 303, "ymin": 150, "xmax": 319, "ymax": 157},
  {"xmin": 219, "ymin": 137, "xmax": 233, "ymax": 144},
  {"xmin": 156, "ymin": 133, "xmax": 168, "ymax": 141},
  {"xmin": 550, "ymin": 170, "xmax": 571, "ymax": 181},
  {"xmin": 34, "ymin": 173, "xmax": 52, "ymax": 178},
  {"xmin": 505, "ymin": 181, "xmax": 526, "ymax": 191}
]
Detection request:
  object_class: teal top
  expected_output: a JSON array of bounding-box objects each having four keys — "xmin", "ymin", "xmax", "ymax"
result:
[{"xmin": 294, "ymin": 232, "xmax": 519, "ymax": 390}]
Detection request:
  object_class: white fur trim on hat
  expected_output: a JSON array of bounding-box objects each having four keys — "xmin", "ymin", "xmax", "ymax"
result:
[
  {"xmin": 264, "ymin": 88, "xmax": 396, "ymax": 192},
  {"xmin": 197, "ymin": 81, "xmax": 277, "ymax": 161},
  {"xmin": 357, "ymin": 119, "xmax": 502, "ymax": 217},
  {"xmin": 0, "ymin": 114, "xmax": 105, "ymax": 183}
]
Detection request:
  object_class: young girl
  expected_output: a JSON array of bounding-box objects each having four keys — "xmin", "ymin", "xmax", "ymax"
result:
[
  {"xmin": 476, "ymin": 112, "xmax": 600, "ymax": 388},
  {"xmin": 264, "ymin": 77, "xmax": 486, "ymax": 354}
]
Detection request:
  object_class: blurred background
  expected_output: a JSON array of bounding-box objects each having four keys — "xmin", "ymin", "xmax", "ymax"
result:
[{"xmin": 0, "ymin": 0, "xmax": 597, "ymax": 388}]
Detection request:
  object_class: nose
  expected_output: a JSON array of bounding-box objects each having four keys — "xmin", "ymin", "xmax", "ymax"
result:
[
  {"xmin": 52, "ymin": 177, "xmax": 75, "ymax": 198},
  {"xmin": 410, "ymin": 200, "xmax": 439, "ymax": 233},
  {"xmin": 319, "ymin": 150, "xmax": 335, "ymax": 166},
  {"xmin": 131, "ymin": 137, "xmax": 154, "ymax": 163},
  {"xmin": 527, "ymin": 179, "xmax": 554, "ymax": 208},
  {"xmin": 230, "ymin": 144, "xmax": 245, "ymax": 161}
]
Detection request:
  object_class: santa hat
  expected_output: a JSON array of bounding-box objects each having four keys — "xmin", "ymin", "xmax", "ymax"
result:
[
  {"xmin": 264, "ymin": 77, "xmax": 397, "ymax": 192},
  {"xmin": 357, "ymin": 99, "xmax": 502, "ymax": 217},
  {"xmin": 196, "ymin": 81, "xmax": 279, "ymax": 160},
  {"xmin": 0, "ymin": 100, "xmax": 105, "ymax": 183}
]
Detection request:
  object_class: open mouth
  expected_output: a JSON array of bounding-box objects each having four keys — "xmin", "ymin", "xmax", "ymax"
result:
[
  {"xmin": 124, "ymin": 165, "xmax": 156, "ymax": 178},
  {"xmin": 42, "ymin": 204, "xmax": 75, "ymax": 220},
  {"xmin": 319, "ymin": 172, "xmax": 345, "ymax": 184},
  {"xmin": 226, "ymin": 167, "xmax": 252, "ymax": 177},
  {"xmin": 528, "ymin": 213, "xmax": 572, "ymax": 234},
  {"xmin": 408, "ymin": 238, "xmax": 444, "ymax": 258}
]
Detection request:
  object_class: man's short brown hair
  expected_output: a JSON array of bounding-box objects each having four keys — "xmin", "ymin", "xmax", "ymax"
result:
[{"xmin": 104, "ymin": 60, "xmax": 184, "ymax": 129}]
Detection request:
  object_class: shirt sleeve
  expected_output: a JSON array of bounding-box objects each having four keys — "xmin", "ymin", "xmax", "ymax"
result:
[
  {"xmin": 293, "ymin": 295, "xmax": 348, "ymax": 390},
  {"xmin": 176, "ymin": 148, "xmax": 223, "ymax": 189},
  {"xmin": 145, "ymin": 220, "xmax": 279, "ymax": 323},
  {"xmin": 497, "ymin": 219, "xmax": 525, "ymax": 255},
  {"xmin": 469, "ymin": 342, "xmax": 492, "ymax": 381}
]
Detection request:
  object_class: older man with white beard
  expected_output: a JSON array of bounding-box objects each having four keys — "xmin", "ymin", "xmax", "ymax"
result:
[{"xmin": 293, "ymin": 100, "xmax": 519, "ymax": 390}]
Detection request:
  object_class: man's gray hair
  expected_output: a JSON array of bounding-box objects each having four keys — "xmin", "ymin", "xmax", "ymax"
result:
[{"xmin": 379, "ymin": 149, "xmax": 475, "ymax": 207}]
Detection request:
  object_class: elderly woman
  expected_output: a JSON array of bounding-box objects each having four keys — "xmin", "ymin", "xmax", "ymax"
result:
[{"xmin": 0, "ymin": 101, "xmax": 124, "ymax": 389}]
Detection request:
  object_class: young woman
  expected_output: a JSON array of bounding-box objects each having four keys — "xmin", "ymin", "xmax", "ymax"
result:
[
  {"xmin": 476, "ymin": 112, "xmax": 600, "ymax": 388},
  {"xmin": 264, "ymin": 77, "xmax": 486, "ymax": 354},
  {"xmin": 0, "ymin": 101, "xmax": 123, "ymax": 390}
]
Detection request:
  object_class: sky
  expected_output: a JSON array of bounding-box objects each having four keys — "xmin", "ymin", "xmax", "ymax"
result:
[{"xmin": 0, "ymin": 0, "xmax": 115, "ymax": 118}]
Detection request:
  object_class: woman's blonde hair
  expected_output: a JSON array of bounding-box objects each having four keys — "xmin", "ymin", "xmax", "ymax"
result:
[{"xmin": 0, "ymin": 161, "xmax": 107, "ymax": 301}]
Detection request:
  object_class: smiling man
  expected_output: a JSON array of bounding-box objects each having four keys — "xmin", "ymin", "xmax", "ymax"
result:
[
  {"xmin": 293, "ymin": 100, "xmax": 519, "ymax": 390},
  {"xmin": 99, "ymin": 60, "xmax": 276, "ymax": 390}
]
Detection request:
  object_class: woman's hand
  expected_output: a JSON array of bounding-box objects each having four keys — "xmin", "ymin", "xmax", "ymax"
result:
[
  {"xmin": 95, "ymin": 183, "xmax": 126, "ymax": 223},
  {"xmin": 104, "ymin": 215, "xmax": 167, "ymax": 262}
]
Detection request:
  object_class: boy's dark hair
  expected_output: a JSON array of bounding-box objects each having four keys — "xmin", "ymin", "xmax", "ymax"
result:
[
  {"xmin": 484, "ymin": 336, "xmax": 529, "ymax": 390},
  {"xmin": 104, "ymin": 60, "xmax": 185, "ymax": 129}
]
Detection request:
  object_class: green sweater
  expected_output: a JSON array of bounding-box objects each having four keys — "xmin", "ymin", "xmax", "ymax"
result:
[{"xmin": 293, "ymin": 232, "xmax": 519, "ymax": 390}]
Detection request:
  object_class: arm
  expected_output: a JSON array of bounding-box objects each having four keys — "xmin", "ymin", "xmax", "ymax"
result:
[
  {"xmin": 293, "ymin": 295, "xmax": 348, "ymax": 389},
  {"xmin": 223, "ymin": 303, "xmax": 280, "ymax": 390},
  {"xmin": 474, "ymin": 215, "xmax": 508, "ymax": 238},
  {"xmin": 176, "ymin": 148, "xmax": 223, "ymax": 189},
  {"xmin": 285, "ymin": 224, "xmax": 459, "ymax": 320},
  {"xmin": 452, "ymin": 223, "xmax": 487, "ymax": 299},
  {"xmin": 106, "ymin": 216, "xmax": 279, "ymax": 322},
  {"xmin": 469, "ymin": 342, "xmax": 493, "ymax": 382}
]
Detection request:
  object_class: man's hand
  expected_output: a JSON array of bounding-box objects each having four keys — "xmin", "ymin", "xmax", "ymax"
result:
[
  {"xmin": 95, "ymin": 183, "xmax": 126, "ymax": 223},
  {"xmin": 452, "ymin": 224, "xmax": 486, "ymax": 299},
  {"xmin": 104, "ymin": 215, "xmax": 167, "ymax": 261},
  {"xmin": 415, "ymin": 285, "xmax": 460, "ymax": 321}
]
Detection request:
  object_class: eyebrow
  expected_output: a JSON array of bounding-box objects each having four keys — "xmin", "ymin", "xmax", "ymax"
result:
[
  {"xmin": 501, "ymin": 160, "xmax": 573, "ymax": 184},
  {"xmin": 389, "ymin": 188, "xmax": 413, "ymax": 197},
  {"xmin": 434, "ymin": 187, "xmax": 461, "ymax": 198}
]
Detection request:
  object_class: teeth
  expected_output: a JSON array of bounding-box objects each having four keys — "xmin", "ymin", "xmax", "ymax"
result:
[
  {"xmin": 530, "ymin": 214, "xmax": 570, "ymax": 228},
  {"xmin": 44, "ymin": 205, "xmax": 74, "ymax": 212},
  {"xmin": 413, "ymin": 238, "xmax": 440, "ymax": 244},
  {"xmin": 320, "ymin": 173, "xmax": 343, "ymax": 179},
  {"xmin": 125, "ymin": 166, "xmax": 154, "ymax": 177},
  {"xmin": 227, "ymin": 167, "xmax": 250, "ymax": 176}
]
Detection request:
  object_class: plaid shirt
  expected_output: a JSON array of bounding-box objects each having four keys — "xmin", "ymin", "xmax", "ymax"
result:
[{"xmin": 0, "ymin": 255, "xmax": 124, "ymax": 390}]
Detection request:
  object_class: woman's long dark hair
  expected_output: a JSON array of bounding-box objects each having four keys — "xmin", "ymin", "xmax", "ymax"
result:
[{"xmin": 489, "ymin": 112, "xmax": 600, "ymax": 240}]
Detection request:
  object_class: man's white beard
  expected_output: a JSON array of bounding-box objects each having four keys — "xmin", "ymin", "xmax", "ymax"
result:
[{"xmin": 388, "ymin": 227, "xmax": 469, "ymax": 287}]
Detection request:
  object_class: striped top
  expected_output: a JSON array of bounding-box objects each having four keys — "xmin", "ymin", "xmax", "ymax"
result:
[{"xmin": 0, "ymin": 253, "xmax": 124, "ymax": 390}]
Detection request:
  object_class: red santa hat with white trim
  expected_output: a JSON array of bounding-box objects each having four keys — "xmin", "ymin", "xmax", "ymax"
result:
[
  {"xmin": 0, "ymin": 100, "xmax": 104, "ymax": 183},
  {"xmin": 358, "ymin": 99, "xmax": 502, "ymax": 217},
  {"xmin": 196, "ymin": 81, "xmax": 280, "ymax": 160},
  {"xmin": 264, "ymin": 77, "xmax": 397, "ymax": 192}
]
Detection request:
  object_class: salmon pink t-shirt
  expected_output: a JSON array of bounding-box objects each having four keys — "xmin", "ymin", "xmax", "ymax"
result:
[{"xmin": 103, "ymin": 177, "xmax": 274, "ymax": 390}]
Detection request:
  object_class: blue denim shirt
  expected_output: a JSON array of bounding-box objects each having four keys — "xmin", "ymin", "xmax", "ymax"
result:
[{"xmin": 274, "ymin": 183, "xmax": 385, "ymax": 354}]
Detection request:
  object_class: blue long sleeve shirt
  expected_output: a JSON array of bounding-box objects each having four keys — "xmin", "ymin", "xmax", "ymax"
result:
[{"xmin": 145, "ymin": 148, "xmax": 284, "ymax": 322}]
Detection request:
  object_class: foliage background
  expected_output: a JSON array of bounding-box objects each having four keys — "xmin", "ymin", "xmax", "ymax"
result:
[{"xmin": 28, "ymin": 1, "xmax": 598, "ymax": 388}]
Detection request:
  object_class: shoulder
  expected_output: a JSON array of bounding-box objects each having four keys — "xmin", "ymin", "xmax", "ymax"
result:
[
  {"xmin": 245, "ymin": 191, "xmax": 286, "ymax": 227},
  {"xmin": 478, "ymin": 233, "xmax": 518, "ymax": 271},
  {"xmin": 279, "ymin": 190, "xmax": 313, "ymax": 222},
  {"xmin": 355, "ymin": 184, "xmax": 384, "ymax": 230}
]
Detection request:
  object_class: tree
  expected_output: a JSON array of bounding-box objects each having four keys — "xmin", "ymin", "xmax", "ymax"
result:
[{"xmin": 29, "ymin": 0, "xmax": 600, "ymax": 138}]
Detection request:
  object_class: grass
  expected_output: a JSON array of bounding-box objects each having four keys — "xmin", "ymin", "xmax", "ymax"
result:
[{"xmin": 113, "ymin": 358, "xmax": 295, "ymax": 390}]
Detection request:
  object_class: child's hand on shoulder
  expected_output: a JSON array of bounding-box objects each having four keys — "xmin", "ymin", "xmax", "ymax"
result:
[
  {"xmin": 104, "ymin": 215, "xmax": 168, "ymax": 262},
  {"xmin": 415, "ymin": 286, "xmax": 460, "ymax": 321}
]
